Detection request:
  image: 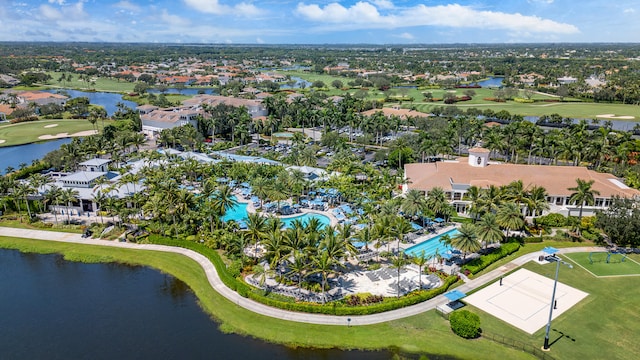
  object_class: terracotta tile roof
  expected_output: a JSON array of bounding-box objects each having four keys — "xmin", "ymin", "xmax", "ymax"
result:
[
  {"xmin": 361, "ymin": 108, "xmax": 430, "ymax": 119},
  {"xmin": 405, "ymin": 159, "xmax": 640, "ymax": 198}
]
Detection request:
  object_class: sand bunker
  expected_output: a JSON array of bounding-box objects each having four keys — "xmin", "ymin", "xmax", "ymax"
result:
[
  {"xmin": 44, "ymin": 124, "xmax": 59, "ymax": 128},
  {"xmin": 38, "ymin": 130, "xmax": 98, "ymax": 140},
  {"xmin": 0, "ymin": 139, "xmax": 5, "ymax": 144},
  {"xmin": 596, "ymin": 114, "xmax": 635, "ymax": 120}
]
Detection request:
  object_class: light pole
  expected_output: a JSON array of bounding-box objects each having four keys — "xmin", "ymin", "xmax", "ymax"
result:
[{"xmin": 542, "ymin": 247, "xmax": 573, "ymax": 351}]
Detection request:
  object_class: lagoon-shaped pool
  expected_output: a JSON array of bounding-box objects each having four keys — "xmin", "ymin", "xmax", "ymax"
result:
[{"xmin": 222, "ymin": 199, "xmax": 330, "ymax": 229}]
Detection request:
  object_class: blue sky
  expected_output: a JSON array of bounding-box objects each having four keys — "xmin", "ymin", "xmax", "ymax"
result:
[{"xmin": 1, "ymin": 0, "xmax": 638, "ymax": 44}]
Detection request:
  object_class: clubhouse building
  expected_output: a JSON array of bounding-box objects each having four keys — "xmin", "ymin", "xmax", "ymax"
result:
[{"xmin": 403, "ymin": 148, "xmax": 640, "ymax": 217}]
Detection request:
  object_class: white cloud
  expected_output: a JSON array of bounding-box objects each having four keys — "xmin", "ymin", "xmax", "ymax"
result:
[
  {"xmin": 397, "ymin": 32, "xmax": 413, "ymax": 39},
  {"xmin": 528, "ymin": 0, "xmax": 554, "ymax": 3},
  {"xmin": 114, "ymin": 1, "xmax": 141, "ymax": 13},
  {"xmin": 40, "ymin": 0, "xmax": 87, "ymax": 21},
  {"xmin": 295, "ymin": 2, "xmax": 579, "ymax": 34},
  {"xmin": 161, "ymin": 9, "xmax": 190, "ymax": 27},
  {"xmin": 39, "ymin": 5, "xmax": 63, "ymax": 20},
  {"xmin": 623, "ymin": 8, "xmax": 635, "ymax": 13},
  {"xmin": 371, "ymin": 0, "xmax": 394, "ymax": 9},
  {"xmin": 296, "ymin": 2, "xmax": 383, "ymax": 24},
  {"xmin": 48, "ymin": 0, "xmax": 66, "ymax": 5},
  {"xmin": 256, "ymin": 37, "xmax": 264, "ymax": 44},
  {"xmin": 183, "ymin": 0, "xmax": 260, "ymax": 16}
]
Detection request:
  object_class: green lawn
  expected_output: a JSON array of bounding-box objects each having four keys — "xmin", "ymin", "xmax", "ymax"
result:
[
  {"xmin": 466, "ymin": 254, "xmax": 640, "ymax": 360},
  {"xmin": 564, "ymin": 252, "xmax": 640, "ymax": 277},
  {"xmin": 0, "ymin": 119, "xmax": 103, "ymax": 147},
  {"xmin": 0, "ymin": 235, "xmax": 536, "ymax": 360},
  {"xmin": 43, "ymin": 72, "xmax": 136, "ymax": 93}
]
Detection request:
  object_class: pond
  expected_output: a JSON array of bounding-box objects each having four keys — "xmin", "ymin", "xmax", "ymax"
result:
[
  {"xmin": 473, "ymin": 77, "xmax": 504, "ymax": 87},
  {"xmin": 280, "ymin": 76, "xmax": 312, "ymax": 89},
  {"xmin": 43, "ymin": 89, "xmax": 138, "ymax": 116},
  {"xmin": 0, "ymin": 249, "xmax": 395, "ymax": 359},
  {"xmin": 0, "ymin": 138, "xmax": 71, "ymax": 174},
  {"xmin": 148, "ymin": 87, "xmax": 218, "ymax": 96}
]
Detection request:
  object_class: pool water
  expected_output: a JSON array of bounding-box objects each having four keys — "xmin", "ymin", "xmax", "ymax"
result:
[
  {"xmin": 404, "ymin": 228, "xmax": 460, "ymax": 258},
  {"xmin": 221, "ymin": 201, "xmax": 248, "ymax": 223},
  {"xmin": 272, "ymin": 132, "xmax": 294, "ymax": 138},
  {"xmin": 281, "ymin": 213, "xmax": 331, "ymax": 229},
  {"xmin": 222, "ymin": 199, "xmax": 330, "ymax": 229}
]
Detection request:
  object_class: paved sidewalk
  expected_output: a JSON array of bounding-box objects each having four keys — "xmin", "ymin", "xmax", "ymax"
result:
[{"xmin": 0, "ymin": 226, "xmax": 603, "ymax": 326}]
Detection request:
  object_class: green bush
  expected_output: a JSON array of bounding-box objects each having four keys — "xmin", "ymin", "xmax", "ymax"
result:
[
  {"xmin": 535, "ymin": 213, "xmax": 568, "ymax": 227},
  {"xmin": 449, "ymin": 310, "xmax": 481, "ymax": 338},
  {"xmin": 462, "ymin": 242, "xmax": 520, "ymax": 275}
]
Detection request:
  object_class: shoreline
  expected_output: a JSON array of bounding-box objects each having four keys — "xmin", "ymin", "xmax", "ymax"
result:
[{"xmin": 0, "ymin": 226, "xmax": 601, "ymax": 325}]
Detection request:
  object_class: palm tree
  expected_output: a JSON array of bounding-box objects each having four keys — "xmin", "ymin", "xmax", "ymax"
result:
[
  {"xmin": 401, "ymin": 189, "xmax": 427, "ymax": 223},
  {"xmin": 286, "ymin": 253, "xmax": 308, "ymax": 290},
  {"xmin": 311, "ymin": 251, "xmax": 337, "ymax": 304},
  {"xmin": 450, "ymin": 223, "xmax": 481, "ymax": 259},
  {"xmin": 43, "ymin": 185, "xmax": 62, "ymax": 225},
  {"xmin": 496, "ymin": 202, "xmax": 525, "ymax": 238},
  {"xmin": 245, "ymin": 213, "xmax": 268, "ymax": 257},
  {"xmin": 60, "ymin": 188, "xmax": 79, "ymax": 223},
  {"xmin": 568, "ymin": 178, "xmax": 600, "ymax": 227},
  {"xmin": 390, "ymin": 253, "xmax": 409, "ymax": 297},
  {"xmin": 525, "ymin": 185, "xmax": 550, "ymax": 220},
  {"xmin": 91, "ymin": 189, "xmax": 108, "ymax": 224},
  {"xmin": 391, "ymin": 216, "xmax": 413, "ymax": 252},
  {"xmin": 411, "ymin": 250, "xmax": 429, "ymax": 289},
  {"xmin": 426, "ymin": 187, "xmax": 448, "ymax": 217},
  {"xmin": 475, "ymin": 213, "xmax": 504, "ymax": 249},
  {"xmin": 213, "ymin": 185, "xmax": 238, "ymax": 217}
]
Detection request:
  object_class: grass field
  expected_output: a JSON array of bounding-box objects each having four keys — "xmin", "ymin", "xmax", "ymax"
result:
[
  {"xmin": 0, "ymin": 235, "xmax": 537, "ymax": 360},
  {"xmin": 43, "ymin": 72, "xmax": 135, "ymax": 93},
  {"xmin": 285, "ymin": 71, "xmax": 640, "ymax": 121},
  {"xmin": 0, "ymin": 119, "xmax": 102, "ymax": 147},
  {"xmin": 564, "ymin": 252, "xmax": 640, "ymax": 277},
  {"xmin": 467, "ymin": 254, "xmax": 640, "ymax": 360}
]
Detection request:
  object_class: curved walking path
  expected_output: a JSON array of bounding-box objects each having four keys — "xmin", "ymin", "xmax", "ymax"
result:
[{"xmin": 0, "ymin": 226, "xmax": 603, "ymax": 326}]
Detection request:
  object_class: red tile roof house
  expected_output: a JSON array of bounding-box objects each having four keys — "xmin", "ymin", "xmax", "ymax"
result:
[
  {"xmin": 403, "ymin": 148, "xmax": 640, "ymax": 218},
  {"xmin": 139, "ymin": 106, "xmax": 202, "ymax": 138},
  {"xmin": 182, "ymin": 95, "xmax": 267, "ymax": 119}
]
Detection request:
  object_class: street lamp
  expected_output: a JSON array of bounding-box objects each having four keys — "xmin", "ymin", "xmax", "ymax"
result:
[{"xmin": 542, "ymin": 247, "xmax": 573, "ymax": 351}]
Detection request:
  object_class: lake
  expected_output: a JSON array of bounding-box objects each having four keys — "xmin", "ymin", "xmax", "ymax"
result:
[
  {"xmin": 0, "ymin": 138, "xmax": 71, "ymax": 174},
  {"xmin": 148, "ymin": 87, "xmax": 217, "ymax": 96},
  {"xmin": 0, "ymin": 249, "xmax": 396, "ymax": 360},
  {"xmin": 43, "ymin": 89, "xmax": 138, "ymax": 116},
  {"xmin": 474, "ymin": 77, "xmax": 504, "ymax": 87}
]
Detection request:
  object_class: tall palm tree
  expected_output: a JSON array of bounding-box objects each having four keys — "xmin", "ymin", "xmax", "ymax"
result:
[
  {"xmin": 390, "ymin": 253, "xmax": 409, "ymax": 297},
  {"xmin": 426, "ymin": 187, "xmax": 448, "ymax": 217},
  {"xmin": 525, "ymin": 185, "xmax": 550, "ymax": 220},
  {"xmin": 475, "ymin": 213, "xmax": 504, "ymax": 249},
  {"xmin": 450, "ymin": 223, "xmax": 481, "ymax": 259},
  {"xmin": 391, "ymin": 216, "xmax": 413, "ymax": 253},
  {"xmin": 60, "ymin": 188, "xmax": 79, "ymax": 223},
  {"xmin": 496, "ymin": 202, "xmax": 525, "ymax": 238},
  {"xmin": 411, "ymin": 250, "xmax": 429, "ymax": 289},
  {"xmin": 14, "ymin": 182, "xmax": 35, "ymax": 221},
  {"xmin": 311, "ymin": 251, "xmax": 338, "ymax": 304},
  {"xmin": 568, "ymin": 178, "xmax": 600, "ymax": 227},
  {"xmin": 245, "ymin": 213, "xmax": 268, "ymax": 256},
  {"xmin": 213, "ymin": 185, "xmax": 238, "ymax": 217},
  {"xmin": 286, "ymin": 253, "xmax": 308, "ymax": 290},
  {"xmin": 401, "ymin": 189, "xmax": 427, "ymax": 223},
  {"xmin": 43, "ymin": 185, "xmax": 62, "ymax": 225},
  {"xmin": 91, "ymin": 189, "xmax": 108, "ymax": 224}
]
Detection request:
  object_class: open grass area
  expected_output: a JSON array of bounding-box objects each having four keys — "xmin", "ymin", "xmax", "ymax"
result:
[
  {"xmin": 283, "ymin": 71, "xmax": 640, "ymax": 120},
  {"xmin": 42, "ymin": 72, "xmax": 135, "ymax": 93},
  {"xmin": 0, "ymin": 119, "xmax": 103, "ymax": 147},
  {"xmin": 564, "ymin": 252, "xmax": 640, "ymax": 277},
  {"xmin": 0, "ymin": 235, "xmax": 536, "ymax": 360},
  {"xmin": 466, "ymin": 255, "xmax": 640, "ymax": 360}
]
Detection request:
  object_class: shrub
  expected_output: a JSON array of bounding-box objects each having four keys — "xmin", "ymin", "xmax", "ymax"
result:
[
  {"xmin": 462, "ymin": 242, "xmax": 520, "ymax": 274},
  {"xmin": 513, "ymin": 97, "xmax": 534, "ymax": 103},
  {"xmin": 450, "ymin": 310, "xmax": 481, "ymax": 338},
  {"xmin": 535, "ymin": 213, "xmax": 568, "ymax": 227}
]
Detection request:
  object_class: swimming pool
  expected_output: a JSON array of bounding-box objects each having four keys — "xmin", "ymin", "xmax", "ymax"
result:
[
  {"xmin": 272, "ymin": 132, "xmax": 294, "ymax": 138},
  {"xmin": 281, "ymin": 213, "xmax": 331, "ymax": 229},
  {"xmin": 221, "ymin": 198, "xmax": 330, "ymax": 229},
  {"xmin": 404, "ymin": 228, "xmax": 460, "ymax": 259}
]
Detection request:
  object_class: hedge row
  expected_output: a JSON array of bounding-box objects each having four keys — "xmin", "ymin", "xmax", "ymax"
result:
[
  {"xmin": 148, "ymin": 236, "xmax": 459, "ymax": 315},
  {"xmin": 462, "ymin": 242, "xmax": 520, "ymax": 275}
]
